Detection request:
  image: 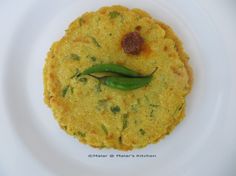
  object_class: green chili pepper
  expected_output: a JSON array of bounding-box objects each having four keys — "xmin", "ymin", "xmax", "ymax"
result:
[
  {"xmin": 89, "ymin": 75, "xmax": 151, "ymax": 90},
  {"xmin": 88, "ymin": 68, "xmax": 157, "ymax": 91},
  {"xmin": 70, "ymin": 69, "xmax": 80, "ymax": 79},
  {"xmin": 81, "ymin": 64, "xmax": 141, "ymax": 77}
]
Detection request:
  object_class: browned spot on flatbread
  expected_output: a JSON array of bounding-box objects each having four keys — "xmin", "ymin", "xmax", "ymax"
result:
[
  {"xmin": 171, "ymin": 66, "xmax": 182, "ymax": 76},
  {"xmin": 164, "ymin": 46, "xmax": 168, "ymax": 51},
  {"xmin": 106, "ymin": 96, "xmax": 113, "ymax": 100},
  {"xmin": 135, "ymin": 25, "xmax": 142, "ymax": 31},
  {"xmin": 121, "ymin": 31, "xmax": 144, "ymax": 55},
  {"xmin": 106, "ymin": 134, "xmax": 114, "ymax": 140},
  {"xmin": 73, "ymin": 37, "xmax": 89, "ymax": 43},
  {"xmin": 141, "ymin": 43, "xmax": 152, "ymax": 57}
]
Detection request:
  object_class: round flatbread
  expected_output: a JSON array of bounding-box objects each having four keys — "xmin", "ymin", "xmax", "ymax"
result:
[{"xmin": 44, "ymin": 5, "xmax": 192, "ymax": 150}]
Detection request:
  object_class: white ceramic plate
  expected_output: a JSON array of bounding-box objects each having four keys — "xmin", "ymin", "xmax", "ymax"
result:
[{"xmin": 1, "ymin": 0, "xmax": 236, "ymax": 176}]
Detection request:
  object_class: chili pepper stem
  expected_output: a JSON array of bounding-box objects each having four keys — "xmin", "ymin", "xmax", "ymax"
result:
[{"xmin": 150, "ymin": 67, "xmax": 158, "ymax": 76}]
